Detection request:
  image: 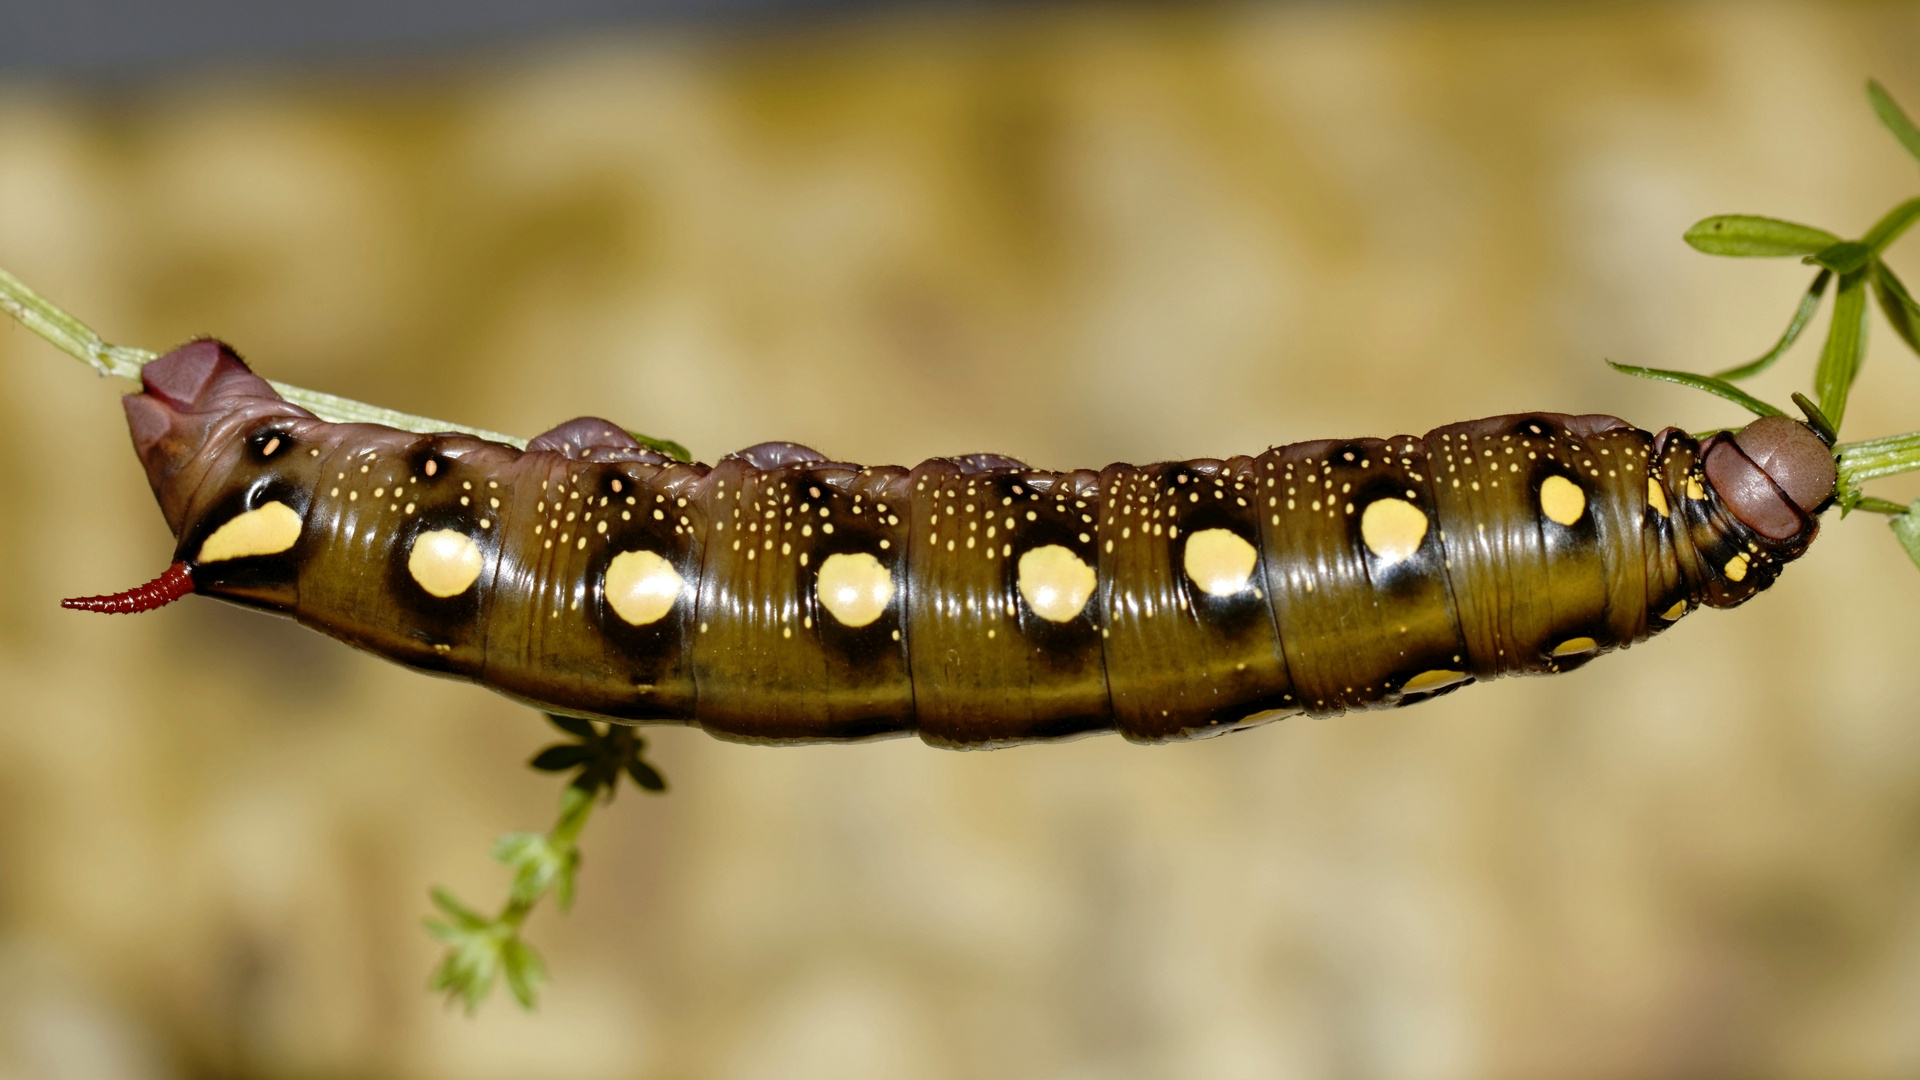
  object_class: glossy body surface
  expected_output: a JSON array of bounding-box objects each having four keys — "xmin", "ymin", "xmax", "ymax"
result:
[{"xmin": 127, "ymin": 340, "xmax": 1827, "ymax": 747}]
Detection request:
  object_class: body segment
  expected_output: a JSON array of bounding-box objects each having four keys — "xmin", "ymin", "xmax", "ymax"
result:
[{"xmin": 108, "ymin": 340, "xmax": 1831, "ymax": 747}]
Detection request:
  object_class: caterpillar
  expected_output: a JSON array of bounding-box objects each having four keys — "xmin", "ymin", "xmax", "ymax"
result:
[{"xmin": 67, "ymin": 338, "xmax": 1837, "ymax": 748}]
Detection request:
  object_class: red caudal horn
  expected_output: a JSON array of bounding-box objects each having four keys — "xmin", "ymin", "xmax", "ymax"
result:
[{"xmin": 61, "ymin": 562, "xmax": 195, "ymax": 614}]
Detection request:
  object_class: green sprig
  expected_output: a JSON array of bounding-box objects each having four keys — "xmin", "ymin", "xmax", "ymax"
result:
[
  {"xmin": 1641, "ymin": 78, "xmax": 1920, "ymax": 568},
  {"xmin": 0, "ymin": 259, "xmax": 692, "ymax": 1016},
  {"xmin": 425, "ymin": 715, "xmax": 668, "ymax": 1013}
]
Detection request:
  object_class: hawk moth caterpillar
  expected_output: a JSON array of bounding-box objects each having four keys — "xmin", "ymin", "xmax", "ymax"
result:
[{"xmin": 66, "ymin": 338, "xmax": 1837, "ymax": 748}]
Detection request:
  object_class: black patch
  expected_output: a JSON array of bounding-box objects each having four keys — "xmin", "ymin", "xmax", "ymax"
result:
[{"xmin": 181, "ymin": 469, "xmax": 312, "ymax": 607}]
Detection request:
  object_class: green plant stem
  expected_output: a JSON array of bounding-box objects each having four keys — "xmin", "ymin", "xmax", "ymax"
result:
[
  {"xmin": 1832, "ymin": 428, "xmax": 1920, "ymax": 516},
  {"xmin": 1836, "ymin": 429, "xmax": 1920, "ymax": 485},
  {"xmin": 3, "ymin": 263, "xmax": 525, "ymax": 447},
  {"xmin": 1863, "ymin": 196, "xmax": 1920, "ymax": 253},
  {"xmin": 500, "ymin": 788, "xmax": 595, "ymax": 929}
]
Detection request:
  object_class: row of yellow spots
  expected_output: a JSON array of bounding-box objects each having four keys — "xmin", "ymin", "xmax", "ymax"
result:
[
  {"xmin": 1271, "ymin": 454, "xmax": 1355, "ymax": 521},
  {"xmin": 254, "ymin": 432, "xmax": 324, "ymax": 462},
  {"xmin": 1101, "ymin": 470, "xmax": 1263, "ymax": 612},
  {"xmin": 683, "ymin": 476, "xmax": 909, "ymax": 639},
  {"xmin": 922, "ymin": 477, "xmax": 1091, "ymax": 629},
  {"xmin": 1432, "ymin": 424, "xmax": 1598, "ymax": 498},
  {"xmin": 532, "ymin": 473, "xmax": 638, "ymax": 553},
  {"xmin": 224, "ymin": 436, "xmax": 1735, "ymax": 674},
  {"xmin": 394, "ymin": 455, "xmax": 497, "ymax": 597},
  {"xmin": 1648, "ymin": 439, "xmax": 1758, "ymax": 599},
  {"xmin": 1252, "ymin": 444, "xmax": 1436, "ymax": 565},
  {"xmin": 321, "ymin": 451, "xmax": 501, "ymax": 529},
  {"xmin": 1102, "ymin": 475, "xmax": 1182, "ymax": 544},
  {"xmin": 923, "ymin": 477, "xmax": 1086, "ymax": 558},
  {"xmin": 533, "ymin": 472, "xmax": 695, "ymax": 620},
  {"xmin": 1395, "ymin": 635, "xmax": 1601, "ymax": 700},
  {"xmin": 1642, "ymin": 458, "xmax": 1697, "ymax": 617}
]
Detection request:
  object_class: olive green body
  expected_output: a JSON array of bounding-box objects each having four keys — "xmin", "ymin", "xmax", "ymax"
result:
[{"xmin": 129, "ymin": 344, "xmax": 1818, "ymax": 747}]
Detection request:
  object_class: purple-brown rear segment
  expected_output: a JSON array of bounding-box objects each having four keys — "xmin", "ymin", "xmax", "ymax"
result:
[{"xmin": 108, "ymin": 339, "xmax": 1832, "ymax": 747}]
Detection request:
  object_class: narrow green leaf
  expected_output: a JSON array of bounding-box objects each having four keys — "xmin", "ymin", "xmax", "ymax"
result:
[
  {"xmin": 429, "ymin": 887, "xmax": 490, "ymax": 931},
  {"xmin": 1605, "ymin": 360, "xmax": 1786, "ymax": 417},
  {"xmin": 1869, "ymin": 79, "xmax": 1920, "ymax": 165},
  {"xmin": 546, "ymin": 713, "xmax": 598, "ymax": 739},
  {"xmin": 1852, "ymin": 496, "xmax": 1910, "ymax": 515},
  {"xmin": 627, "ymin": 758, "xmax": 668, "ymax": 792},
  {"xmin": 1862, "ymin": 196, "xmax": 1920, "ymax": 253},
  {"xmin": 1789, "ymin": 393, "xmax": 1839, "ymax": 446},
  {"xmin": 423, "ymin": 918, "xmax": 465, "ymax": 946},
  {"xmin": 529, "ymin": 744, "xmax": 594, "ymax": 771},
  {"xmin": 1815, "ymin": 269, "xmax": 1870, "ymax": 431},
  {"xmin": 554, "ymin": 849, "xmax": 582, "ymax": 912},
  {"xmin": 1873, "ymin": 262, "xmax": 1920, "ymax": 357},
  {"xmin": 501, "ymin": 939, "xmax": 548, "ymax": 1010},
  {"xmin": 1685, "ymin": 215, "xmax": 1841, "ymax": 257},
  {"xmin": 492, "ymin": 831, "xmax": 545, "ymax": 865},
  {"xmin": 1890, "ymin": 501, "xmax": 1920, "ymax": 571},
  {"xmin": 1715, "ymin": 269, "xmax": 1831, "ymax": 379},
  {"xmin": 1808, "ymin": 241, "xmax": 1872, "ymax": 275},
  {"xmin": 458, "ymin": 949, "xmax": 499, "ymax": 1015}
]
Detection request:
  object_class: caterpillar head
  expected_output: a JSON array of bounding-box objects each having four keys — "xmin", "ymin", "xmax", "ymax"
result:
[{"xmin": 1705, "ymin": 415, "xmax": 1836, "ymax": 541}]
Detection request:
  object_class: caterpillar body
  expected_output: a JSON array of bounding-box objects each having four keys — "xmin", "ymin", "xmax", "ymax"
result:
[{"xmin": 77, "ymin": 340, "xmax": 1837, "ymax": 748}]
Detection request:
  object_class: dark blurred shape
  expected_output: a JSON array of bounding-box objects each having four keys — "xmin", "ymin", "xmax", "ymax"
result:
[{"xmin": 0, "ymin": 0, "xmax": 987, "ymax": 76}]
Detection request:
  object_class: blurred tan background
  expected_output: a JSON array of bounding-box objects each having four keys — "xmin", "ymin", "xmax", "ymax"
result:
[{"xmin": 5, "ymin": 1, "xmax": 1920, "ymax": 1077}]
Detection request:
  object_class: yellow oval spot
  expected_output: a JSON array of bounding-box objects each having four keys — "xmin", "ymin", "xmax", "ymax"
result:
[
  {"xmin": 197, "ymin": 501, "xmax": 302, "ymax": 563},
  {"xmin": 604, "ymin": 549, "xmax": 683, "ymax": 626},
  {"xmin": 1017, "ymin": 544, "xmax": 1097, "ymax": 623},
  {"xmin": 1360, "ymin": 498, "xmax": 1428, "ymax": 563},
  {"xmin": 1724, "ymin": 552, "xmax": 1750, "ymax": 583},
  {"xmin": 1539, "ymin": 475, "xmax": 1587, "ymax": 526},
  {"xmin": 407, "ymin": 529, "xmax": 483, "ymax": 598},
  {"xmin": 1659, "ymin": 599, "xmax": 1688, "ymax": 621},
  {"xmin": 1183, "ymin": 528, "xmax": 1257, "ymax": 596},
  {"xmin": 1551, "ymin": 636, "xmax": 1598, "ymax": 657},
  {"xmin": 1646, "ymin": 477, "xmax": 1669, "ymax": 517},
  {"xmin": 816, "ymin": 552, "xmax": 894, "ymax": 628},
  {"xmin": 1402, "ymin": 669, "xmax": 1467, "ymax": 694}
]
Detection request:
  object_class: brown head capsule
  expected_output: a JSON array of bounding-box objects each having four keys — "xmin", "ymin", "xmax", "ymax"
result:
[{"xmin": 1703, "ymin": 416, "xmax": 1836, "ymax": 540}]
